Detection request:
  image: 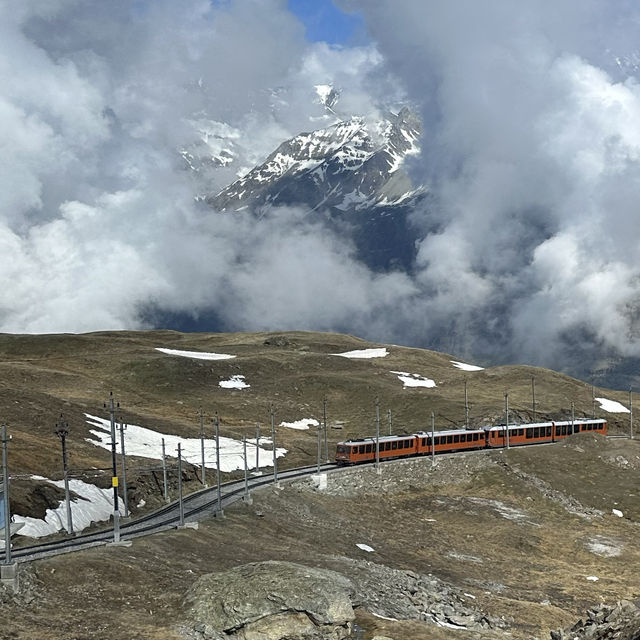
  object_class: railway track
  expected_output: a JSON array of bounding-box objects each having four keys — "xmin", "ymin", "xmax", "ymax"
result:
[{"xmin": 11, "ymin": 462, "xmax": 337, "ymax": 563}]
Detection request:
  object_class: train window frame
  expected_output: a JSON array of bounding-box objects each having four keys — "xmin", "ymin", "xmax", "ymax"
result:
[
  {"xmin": 453, "ymin": 435, "xmax": 460, "ymax": 443},
  {"xmin": 365, "ymin": 444, "xmax": 372, "ymax": 453},
  {"xmin": 392, "ymin": 441, "xmax": 397, "ymax": 450},
  {"xmin": 447, "ymin": 435, "xmax": 453, "ymax": 444},
  {"xmin": 421, "ymin": 438, "xmax": 426, "ymax": 446},
  {"xmin": 526, "ymin": 429, "xmax": 533, "ymax": 439}
]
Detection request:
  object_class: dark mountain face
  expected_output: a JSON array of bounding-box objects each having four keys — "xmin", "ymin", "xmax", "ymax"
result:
[{"xmin": 206, "ymin": 108, "xmax": 426, "ymax": 271}]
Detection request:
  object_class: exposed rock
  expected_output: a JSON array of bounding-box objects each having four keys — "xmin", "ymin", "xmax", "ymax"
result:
[
  {"xmin": 183, "ymin": 561, "xmax": 355, "ymax": 639},
  {"xmin": 551, "ymin": 601, "xmax": 640, "ymax": 639}
]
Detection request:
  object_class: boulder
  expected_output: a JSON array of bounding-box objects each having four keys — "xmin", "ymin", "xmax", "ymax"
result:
[{"xmin": 183, "ymin": 561, "xmax": 355, "ymax": 639}]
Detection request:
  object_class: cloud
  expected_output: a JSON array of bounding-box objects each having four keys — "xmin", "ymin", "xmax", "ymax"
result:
[
  {"xmin": 337, "ymin": 0, "xmax": 640, "ymax": 370},
  {"xmin": 4, "ymin": 0, "xmax": 640, "ymax": 383}
]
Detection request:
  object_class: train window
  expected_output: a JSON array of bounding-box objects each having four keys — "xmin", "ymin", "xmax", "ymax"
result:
[
  {"xmin": 421, "ymin": 438, "xmax": 426, "ymax": 446},
  {"xmin": 392, "ymin": 441, "xmax": 397, "ymax": 450},
  {"xmin": 434, "ymin": 437, "xmax": 440, "ymax": 445},
  {"xmin": 472, "ymin": 433, "xmax": 477, "ymax": 441},
  {"xmin": 358, "ymin": 445, "xmax": 364, "ymax": 454},
  {"xmin": 447, "ymin": 435, "xmax": 453, "ymax": 444},
  {"xmin": 453, "ymin": 435, "xmax": 459, "ymax": 443},
  {"xmin": 405, "ymin": 440, "xmax": 410, "ymax": 448},
  {"xmin": 526, "ymin": 429, "xmax": 533, "ymax": 439},
  {"xmin": 426, "ymin": 438, "xmax": 432, "ymax": 446},
  {"xmin": 365, "ymin": 444, "xmax": 372, "ymax": 453},
  {"xmin": 546, "ymin": 427, "xmax": 551, "ymax": 436}
]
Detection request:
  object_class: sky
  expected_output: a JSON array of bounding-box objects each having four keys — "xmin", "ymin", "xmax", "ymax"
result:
[{"xmin": 1, "ymin": 0, "xmax": 640, "ymax": 380}]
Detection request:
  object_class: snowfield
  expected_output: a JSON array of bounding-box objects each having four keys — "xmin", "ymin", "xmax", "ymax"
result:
[
  {"xmin": 155, "ymin": 347, "xmax": 235, "ymax": 360},
  {"xmin": 280, "ymin": 418, "xmax": 319, "ymax": 430},
  {"xmin": 85, "ymin": 414, "xmax": 285, "ymax": 472},
  {"xmin": 13, "ymin": 475, "xmax": 113, "ymax": 538},
  {"xmin": 451, "ymin": 360, "xmax": 484, "ymax": 372},
  {"xmin": 391, "ymin": 371, "xmax": 436, "ymax": 388},
  {"xmin": 595, "ymin": 398, "xmax": 630, "ymax": 413},
  {"xmin": 333, "ymin": 348, "xmax": 389, "ymax": 359}
]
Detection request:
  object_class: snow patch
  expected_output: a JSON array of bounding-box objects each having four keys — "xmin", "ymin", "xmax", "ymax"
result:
[
  {"xmin": 356, "ymin": 543, "xmax": 375, "ymax": 553},
  {"xmin": 596, "ymin": 398, "xmax": 630, "ymax": 413},
  {"xmin": 586, "ymin": 576, "xmax": 599, "ymax": 582},
  {"xmin": 280, "ymin": 418, "xmax": 319, "ymax": 430},
  {"xmin": 612, "ymin": 508, "xmax": 624, "ymax": 517},
  {"xmin": 219, "ymin": 375, "xmax": 249, "ymax": 389},
  {"xmin": 85, "ymin": 414, "xmax": 284, "ymax": 472},
  {"xmin": 390, "ymin": 370, "xmax": 436, "ymax": 388},
  {"xmin": 156, "ymin": 347, "xmax": 235, "ymax": 360},
  {"xmin": 451, "ymin": 360, "xmax": 484, "ymax": 372},
  {"xmin": 585, "ymin": 536, "xmax": 623, "ymax": 557},
  {"xmin": 13, "ymin": 476, "xmax": 113, "ymax": 538},
  {"xmin": 333, "ymin": 348, "xmax": 388, "ymax": 359}
]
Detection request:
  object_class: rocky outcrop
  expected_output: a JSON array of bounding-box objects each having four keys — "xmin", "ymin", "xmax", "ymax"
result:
[
  {"xmin": 337, "ymin": 557, "xmax": 501, "ymax": 631},
  {"xmin": 182, "ymin": 561, "xmax": 355, "ymax": 639},
  {"xmin": 551, "ymin": 601, "xmax": 640, "ymax": 639}
]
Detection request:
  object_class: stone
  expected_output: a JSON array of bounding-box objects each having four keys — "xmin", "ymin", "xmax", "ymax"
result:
[{"xmin": 183, "ymin": 561, "xmax": 355, "ymax": 640}]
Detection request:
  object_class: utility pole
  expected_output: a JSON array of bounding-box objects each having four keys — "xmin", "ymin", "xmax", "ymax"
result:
[
  {"xmin": 54, "ymin": 416, "xmax": 74, "ymax": 534},
  {"xmin": 375, "ymin": 397, "xmax": 380, "ymax": 473},
  {"xmin": 464, "ymin": 380, "xmax": 469, "ymax": 429},
  {"xmin": 317, "ymin": 423, "xmax": 321, "ymax": 472},
  {"xmin": 2, "ymin": 425, "xmax": 11, "ymax": 565},
  {"xmin": 630, "ymin": 389, "xmax": 633, "ymax": 439},
  {"xmin": 388, "ymin": 409, "xmax": 393, "ymax": 436},
  {"xmin": 118, "ymin": 421, "xmax": 129, "ymax": 518},
  {"xmin": 198, "ymin": 408, "xmax": 206, "ymax": 486},
  {"xmin": 161, "ymin": 437, "xmax": 168, "ymax": 502},
  {"xmin": 505, "ymin": 391, "xmax": 510, "ymax": 450},
  {"xmin": 323, "ymin": 397, "xmax": 329, "ymax": 463},
  {"xmin": 214, "ymin": 413, "xmax": 223, "ymax": 515},
  {"xmin": 592, "ymin": 385, "xmax": 596, "ymax": 419},
  {"xmin": 242, "ymin": 436, "xmax": 249, "ymax": 501},
  {"xmin": 571, "ymin": 401, "xmax": 575, "ymax": 435},
  {"xmin": 270, "ymin": 405, "xmax": 278, "ymax": 485},
  {"xmin": 532, "ymin": 376, "xmax": 536, "ymax": 421},
  {"xmin": 431, "ymin": 411, "xmax": 435, "ymax": 467},
  {"xmin": 177, "ymin": 442, "xmax": 184, "ymax": 527},
  {"xmin": 255, "ymin": 424, "xmax": 260, "ymax": 472},
  {"xmin": 105, "ymin": 392, "xmax": 120, "ymax": 543}
]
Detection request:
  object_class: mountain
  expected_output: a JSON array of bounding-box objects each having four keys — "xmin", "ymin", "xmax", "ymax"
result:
[{"xmin": 205, "ymin": 106, "xmax": 426, "ymax": 271}]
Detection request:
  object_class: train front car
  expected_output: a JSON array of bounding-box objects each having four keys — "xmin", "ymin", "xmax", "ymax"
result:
[{"xmin": 553, "ymin": 418, "xmax": 607, "ymax": 440}]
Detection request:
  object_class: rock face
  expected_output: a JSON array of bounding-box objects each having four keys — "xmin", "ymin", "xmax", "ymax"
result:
[
  {"xmin": 551, "ymin": 601, "xmax": 640, "ymax": 640},
  {"xmin": 183, "ymin": 561, "xmax": 355, "ymax": 639}
]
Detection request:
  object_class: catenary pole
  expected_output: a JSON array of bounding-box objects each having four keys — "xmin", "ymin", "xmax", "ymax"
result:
[
  {"xmin": 2, "ymin": 425, "xmax": 11, "ymax": 564},
  {"xmin": 375, "ymin": 396, "xmax": 380, "ymax": 473},
  {"xmin": 571, "ymin": 401, "xmax": 575, "ymax": 435},
  {"xmin": 431, "ymin": 411, "xmax": 435, "ymax": 467},
  {"xmin": 270, "ymin": 406, "xmax": 278, "ymax": 485},
  {"xmin": 199, "ymin": 408, "xmax": 206, "ymax": 486},
  {"xmin": 592, "ymin": 386, "xmax": 596, "ymax": 419},
  {"xmin": 630, "ymin": 389, "xmax": 634, "ymax": 439},
  {"xmin": 532, "ymin": 376, "xmax": 536, "ymax": 421},
  {"xmin": 388, "ymin": 409, "xmax": 392, "ymax": 436},
  {"xmin": 317, "ymin": 423, "xmax": 321, "ymax": 472},
  {"xmin": 505, "ymin": 391, "xmax": 510, "ymax": 450},
  {"xmin": 464, "ymin": 380, "xmax": 469, "ymax": 429},
  {"xmin": 243, "ymin": 436, "xmax": 249, "ymax": 500},
  {"xmin": 119, "ymin": 421, "xmax": 129, "ymax": 518},
  {"xmin": 323, "ymin": 397, "xmax": 329, "ymax": 463},
  {"xmin": 215, "ymin": 413, "xmax": 222, "ymax": 513},
  {"xmin": 106, "ymin": 392, "xmax": 120, "ymax": 543},
  {"xmin": 255, "ymin": 424, "xmax": 260, "ymax": 473},
  {"xmin": 177, "ymin": 442, "xmax": 184, "ymax": 527},
  {"xmin": 55, "ymin": 416, "xmax": 74, "ymax": 534},
  {"xmin": 161, "ymin": 437, "xmax": 168, "ymax": 502}
]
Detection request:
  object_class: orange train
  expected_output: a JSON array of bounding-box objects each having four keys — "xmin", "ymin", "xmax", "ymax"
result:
[{"xmin": 335, "ymin": 419, "xmax": 607, "ymax": 465}]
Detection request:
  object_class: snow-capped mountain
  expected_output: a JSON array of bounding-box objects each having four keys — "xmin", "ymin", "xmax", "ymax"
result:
[{"xmin": 207, "ymin": 107, "xmax": 423, "ymax": 216}]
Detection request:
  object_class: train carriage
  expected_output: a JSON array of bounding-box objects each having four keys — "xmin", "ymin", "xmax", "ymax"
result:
[
  {"xmin": 415, "ymin": 429, "xmax": 485, "ymax": 455},
  {"xmin": 335, "ymin": 434, "xmax": 417, "ymax": 465}
]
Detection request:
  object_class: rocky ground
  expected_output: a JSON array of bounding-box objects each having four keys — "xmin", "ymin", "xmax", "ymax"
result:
[{"xmin": 2, "ymin": 432, "xmax": 640, "ymax": 639}]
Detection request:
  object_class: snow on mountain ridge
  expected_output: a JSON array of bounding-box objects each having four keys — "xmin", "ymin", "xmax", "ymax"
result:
[{"xmin": 207, "ymin": 107, "xmax": 423, "ymax": 215}]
